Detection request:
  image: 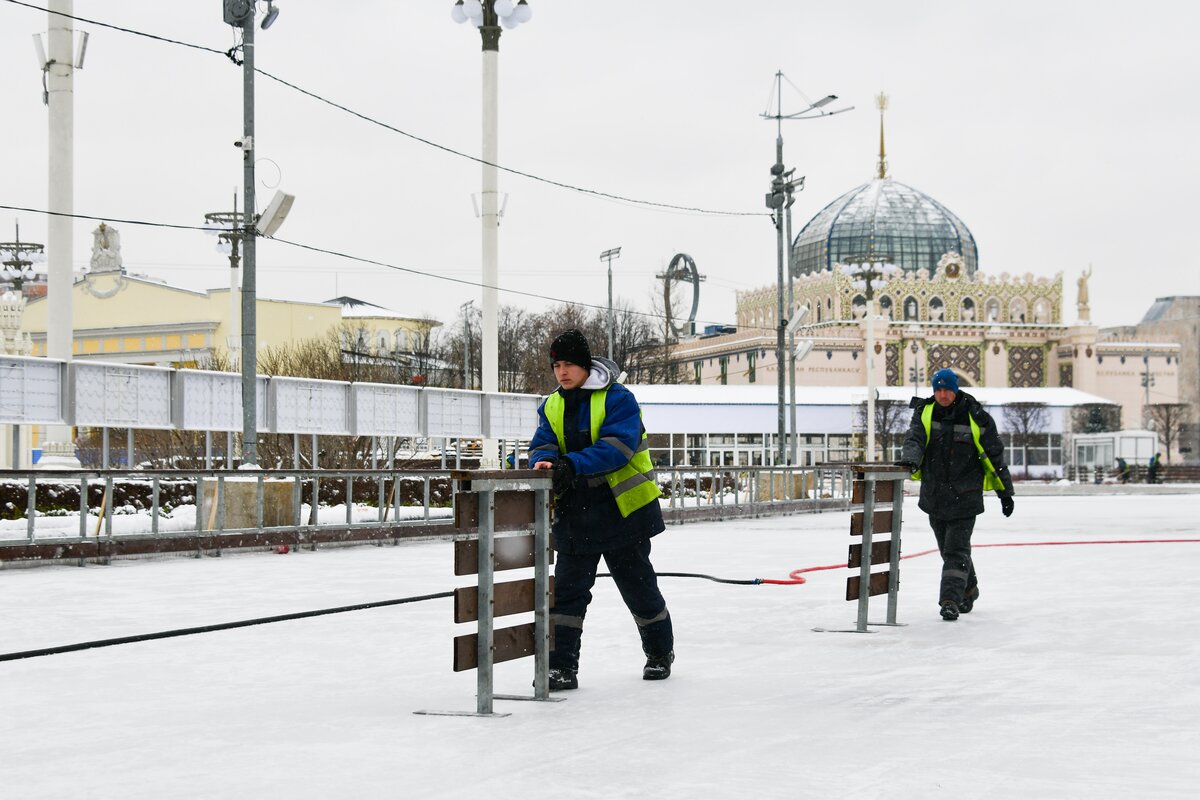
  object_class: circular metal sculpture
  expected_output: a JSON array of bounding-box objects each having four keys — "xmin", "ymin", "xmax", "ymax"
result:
[{"xmin": 662, "ymin": 253, "xmax": 701, "ymax": 337}]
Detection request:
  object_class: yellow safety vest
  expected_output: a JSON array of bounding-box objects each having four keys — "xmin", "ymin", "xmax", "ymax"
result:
[
  {"xmin": 543, "ymin": 389, "xmax": 661, "ymax": 518},
  {"xmin": 912, "ymin": 402, "xmax": 1006, "ymax": 491}
]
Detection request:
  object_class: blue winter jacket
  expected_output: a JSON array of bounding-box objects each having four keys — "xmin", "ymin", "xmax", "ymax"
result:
[{"xmin": 528, "ymin": 357, "xmax": 665, "ymax": 554}]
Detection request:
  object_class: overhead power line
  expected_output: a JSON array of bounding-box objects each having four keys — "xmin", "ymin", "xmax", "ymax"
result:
[
  {"xmin": 1, "ymin": 202, "xmax": 790, "ymax": 335},
  {"xmin": 4, "ymin": 0, "xmax": 767, "ymax": 218}
]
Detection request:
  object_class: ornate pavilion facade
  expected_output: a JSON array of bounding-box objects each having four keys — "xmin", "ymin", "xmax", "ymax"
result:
[{"xmin": 670, "ymin": 99, "xmax": 1183, "ymax": 452}]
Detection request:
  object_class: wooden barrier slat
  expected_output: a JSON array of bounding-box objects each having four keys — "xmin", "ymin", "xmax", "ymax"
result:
[
  {"xmin": 850, "ymin": 510, "xmax": 894, "ymax": 536},
  {"xmin": 454, "ymin": 577, "xmax": 555, "ymax": 623},
  {"xmin": 454, "ymin": 491, "xmax": 537, "ymax": 532},
  {"xmin": 454, "ymin": 535, "xmax": 554, "ymax": 575},
  {"xmin": 453, "ymin": 622, "xmax": 538, "ymax": 672},
  {"xmin": 851, "ymin": 479, "xmax": 895, "ymax": 504},
  {"xmin": 845, "ymin": 571, "xmax": 891, "ymax": 601},
  {"xmin": 847, "ymin": 540, "xmax": 893, "ymax": 569}
]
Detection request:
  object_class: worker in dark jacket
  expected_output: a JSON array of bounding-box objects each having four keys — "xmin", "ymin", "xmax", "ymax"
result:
[
  {"xmin": 529, "ymin": 329, "xmax": 673, "ymax": 691},
  {"xmin": 899, "ymin": 368, "xmax": 1014, "ymax": 621}
]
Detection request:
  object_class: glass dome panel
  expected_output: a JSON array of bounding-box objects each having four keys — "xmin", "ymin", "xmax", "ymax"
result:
[{"xmin": 791, "ymin": 179, "xmax": 978, "ymax": 279}]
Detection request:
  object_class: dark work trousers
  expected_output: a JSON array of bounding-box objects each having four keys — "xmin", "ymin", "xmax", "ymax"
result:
[
  {"xmin": 929, "ymin": 515, "xmax": 978, "ymax": 605},
  {"xmin": 550, "ymin": 538, "xmax": 673, "ymax": 673}
]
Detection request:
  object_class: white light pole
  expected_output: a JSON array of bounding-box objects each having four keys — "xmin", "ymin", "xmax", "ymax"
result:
[
  {"xmin": 36, "ymin": 0, "xmax": 83, "ymax": 468},
  {"xmin": 600, "ymin": 247, "xmax": 621, "ymax": 360},
  {"xmin": 453, "ymin": 0, "xmax": 532, "ymax": 468}
]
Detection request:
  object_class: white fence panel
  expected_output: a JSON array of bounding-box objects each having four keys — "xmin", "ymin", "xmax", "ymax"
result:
[
  {"xmin": 270, "ymin": 377, "xmax": 350, "ymax": 435},
  {"xmin": 69, "ymin": 361, "xmax": 173, "ymax": 429},
  {"xmin": 0, "ymin": 356, "xmax": 65, "ymax": 424},
  {"xmin": 484, "ymin": 392, "xmax": 541, "ymax": 439},
  {"xmin": 349, "ymin": 383, "xmax": 422, "ymax": 436},
  {"xmin": 421, "ymin": 387, "xmax": 483, "ymax": 438},
  {"xmin": 174, "ymin": 370, "xmax": 271, "ymax": 432}
]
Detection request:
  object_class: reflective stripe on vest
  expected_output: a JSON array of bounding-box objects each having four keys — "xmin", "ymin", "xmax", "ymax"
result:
[
  {"xmin": 542, "ymin": 389, "xmax": 661, "ymax": 518},
  {"xmin": 912, "ymin": 402, "xmax": 1006, "ymax": 491}
]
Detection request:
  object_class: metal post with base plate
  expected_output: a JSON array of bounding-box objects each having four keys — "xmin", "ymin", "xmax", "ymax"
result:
[
  {"xmin": 814, "ymin": 464, "xmax": 908, "ymax": 633},
  {"xmin": 416, "ymin": 470, "xmax": 564, "ymax": 717}
]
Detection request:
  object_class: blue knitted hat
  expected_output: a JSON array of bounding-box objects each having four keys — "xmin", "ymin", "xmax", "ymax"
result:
[{"xmin": 931, "ymin": 368, "xmax": 959, "ymax": 392}]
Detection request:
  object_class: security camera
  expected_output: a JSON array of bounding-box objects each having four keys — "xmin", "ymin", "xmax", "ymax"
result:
[{"xmin": 233, "ymin": 136, "xmax": 253, "ymax": 150}]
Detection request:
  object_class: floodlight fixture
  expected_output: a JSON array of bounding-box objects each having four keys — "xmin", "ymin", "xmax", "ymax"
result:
[
  {"xmin": 256, "ymin": 191, "xmax": 295, "ymax": 236},
  {"xmin": 261, "ymin": 1, "xmax": 281, "ymax": 29}
]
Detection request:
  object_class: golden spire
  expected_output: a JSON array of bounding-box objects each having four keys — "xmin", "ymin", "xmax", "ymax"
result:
[{"xmin": 875, "ymin": 91, "xmax": 889, "ymax": 180}]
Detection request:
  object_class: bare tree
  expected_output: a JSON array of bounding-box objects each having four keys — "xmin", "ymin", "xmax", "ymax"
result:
[
  {"xmin": 1003, "ymin": 402, "xmax": 1050, "ymax": 479},
  {"xmin": 1145, "ymin": 403, "xmax": 1188, "ymax": 463},
  {"xmin": 855, "ymin": 399, "xmax": 911, "ymax": 462}
]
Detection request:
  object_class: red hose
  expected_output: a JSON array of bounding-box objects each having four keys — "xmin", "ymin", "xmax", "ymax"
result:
[{"xmin": 759, "ymin": 537, "xmax": 1200, "ymax": 585}]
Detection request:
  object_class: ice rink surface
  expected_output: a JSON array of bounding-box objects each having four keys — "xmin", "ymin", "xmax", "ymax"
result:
[{"xmin": 3, "ymin": 493, "xmax": 1198, "ymax": 799}]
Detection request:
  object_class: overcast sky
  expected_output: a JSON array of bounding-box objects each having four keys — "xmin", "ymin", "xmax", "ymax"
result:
[{"xmin": 2, "ymin": 0, "xmax": 1197, "ymax": 336}]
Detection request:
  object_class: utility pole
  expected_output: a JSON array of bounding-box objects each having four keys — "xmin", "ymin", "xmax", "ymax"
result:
[
  {"xmin": 239, "ymin": 9, "xmax": 258, "ymax": 466},
  {"xmin": 600, "ymin": 247, "xmax": 621, "ymax": 360},
  {"xmin": 761, "ymin": 71, "xmax": 849, "ymax": 464}
]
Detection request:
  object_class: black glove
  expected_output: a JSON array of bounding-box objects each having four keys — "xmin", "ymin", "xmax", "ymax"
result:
[
  {"xmin": 895, "ymin": 460, "xmax": 918, "ymax": 473},
  {"xmin": 999, "ymin": 493, "xmax": 1014, "ymax": 517},
  {"xmin": 552, "ymin": 458, "xmax": 576, "ymax": 497}
]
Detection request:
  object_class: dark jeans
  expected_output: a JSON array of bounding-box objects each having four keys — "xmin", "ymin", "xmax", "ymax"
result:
[
  {"xmin": 929, "ymin": 515, "xmax": 977, "ymax": 605},
  {"xmin": 550, "ymin": 538, "xmax": 673, "ymax": 672}
]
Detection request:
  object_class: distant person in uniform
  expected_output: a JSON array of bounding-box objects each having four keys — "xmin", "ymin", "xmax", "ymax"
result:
[
  {"xmin": 1115, "ymin": 457, "xmax": 1130, "ymax": 484},
  {"xmin": 899, "ymin": 369, "xmax": 1015, "ymax": 621},
  {"xmin": 1147, "ymin": 452, "xmax": 1162, "ymax": 484},
  {"xmin": 528, "ymin": 329, "xmax": 673, "ymax": 690}
]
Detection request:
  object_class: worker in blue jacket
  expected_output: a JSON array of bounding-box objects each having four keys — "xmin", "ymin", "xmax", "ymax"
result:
[{"xmin": 529, "ymin": 329, "xmax": 673, "ymax": 691}]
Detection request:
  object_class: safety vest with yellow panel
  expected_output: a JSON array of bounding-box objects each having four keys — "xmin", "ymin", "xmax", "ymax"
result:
[
  {"xmin": 912, "ymin": 402, "xmax": 1007, "ymax": 491},
  {"xmin": 541, "ymin": 389, "xmax": 661, "ymax": 517}
]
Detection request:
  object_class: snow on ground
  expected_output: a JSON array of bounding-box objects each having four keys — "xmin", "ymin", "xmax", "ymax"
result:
[{"xmin": 2, "ymin": 494, "xmax": 1198, "ymax": 799}]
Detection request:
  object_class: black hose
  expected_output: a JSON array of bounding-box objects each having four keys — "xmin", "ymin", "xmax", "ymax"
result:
[
  {"xmin": 0, "ymin": 590, "xmax": 453, "ymax": 663},
  {"xmin": 0, "ymin": 572, "xmax": 764, "ymax": 664},
  {"xmin": 599, "ymin": 571, "xmax": 760, "ymax": 586}
]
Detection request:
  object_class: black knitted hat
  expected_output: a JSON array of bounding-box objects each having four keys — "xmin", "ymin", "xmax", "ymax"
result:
[{"xmin": 549, "ymin": 329, "xmax": 592, "ymax": 369}]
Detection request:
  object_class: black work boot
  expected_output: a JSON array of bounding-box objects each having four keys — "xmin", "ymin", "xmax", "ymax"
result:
[
  {"xmin": 960, "ymin": 585, "xmax": 980, "ymax": 614},
  {"xmin": 940, "ymin": 600, "xmax": 960, "ymax": 621},
  {"xmin": 548, "ymin": 667, "xmax": 578, "ymax": 691},
  {"xmin": 643, "ymin": 652, "xmax": 674, "ymax": 681}
]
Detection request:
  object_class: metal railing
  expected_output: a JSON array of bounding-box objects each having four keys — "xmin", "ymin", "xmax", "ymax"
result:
[{"xmin": 0, "ymin": 465, "xmax": 852, "ymax": 555}]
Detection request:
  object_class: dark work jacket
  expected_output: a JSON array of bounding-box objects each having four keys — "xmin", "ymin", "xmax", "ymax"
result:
[
  {"xmin": 529, "ymin": 362, "xmax": 665, "ymax": 555},
  {"xmin": 901, "ymin": 390, "xmax": 1013, "ymax": 520}
]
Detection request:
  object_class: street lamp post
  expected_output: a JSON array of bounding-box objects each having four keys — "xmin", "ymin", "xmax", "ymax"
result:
[
  {"xmin": 761, "ymin": 71, "xmax": 849, "ymax": 464},
  {"xmin": 203, "ymin": 201, "xmax": 245, "ymax": 363},
  {"xmin": 453, "ymin": 0, "xmax": 532, "ymax": 468},
  {"xmin": 845, "ymin": 258, "xmax": 898, "ymax": 461},
  {"xmin": 600, "ymin": 247, "xmax": 621, "ymax": 360},
  {"xmin": 0, "ymin": 222, "xmax": 46, "ymax": 293},
  {"xmin": 460, "ymin": 300, "xmax": 474, "ymax": 389}
]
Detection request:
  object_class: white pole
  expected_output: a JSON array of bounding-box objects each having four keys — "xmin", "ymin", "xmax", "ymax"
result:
[
  {"xmin": 40, "ymin": 0, "xmax": 80, "ymax": 468},
  {"xmin": 480, "ymin": 40, "xmax": 500, "ymax": 467}
]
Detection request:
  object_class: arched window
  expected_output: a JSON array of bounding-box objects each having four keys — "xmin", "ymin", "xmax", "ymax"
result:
[
  {"xmin": 1009, "ymin": 298, "xmax": 1027, "ymax": 324},
  {"xmin": 1033, "ymin": 298, "xmax": 1050, "ymax": 324},
  {"xmin": 961, "ymin": 298, "xmax": 976, "ymax": 322},
  {"xmin": 395, "ymin": 329, "xmax": 409, "ymax": 351},
  {"xmin": 377, "ymin": 331, "xmax": 389, "ymax": 353},
  {"xmin": 879, "ymin": 295, "xmax": 893, "ymax": 320},
  {"xmin": 929, "ymin": 297, "xmax": 945, "ymax": 322},
  {"xmin": 985, "ymin": 298, "xmax": 1001, "ymax": 323},
  {"xmin": 852, "ymin": 294, "xmax": 867, "ymax": 319},
  {"xmin": 903, "ymin": 296, "xmax": 919, "ymax": 321}
]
